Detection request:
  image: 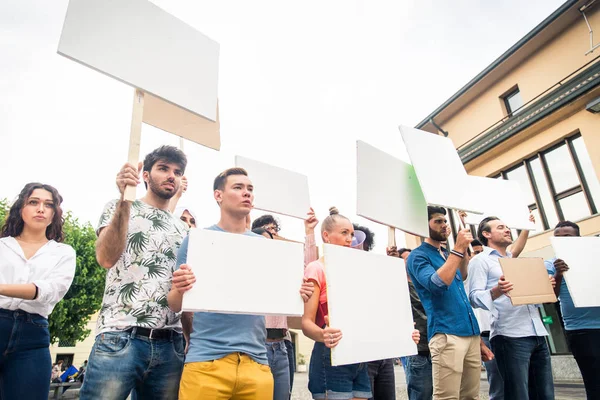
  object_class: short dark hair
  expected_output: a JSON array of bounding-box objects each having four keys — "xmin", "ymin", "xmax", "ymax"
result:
[
  {"xmin": 398, "ymin": 248, "xmax": 411, "ymax": 257},
  {"xmin": 251, "ymin": 227, "xmax": 273, "ymax": 239},
  {"xmin": 427, "ymin": 206, "xmax": 447, "ymax": 220},
  {"xmin": 213, "ymin": 167, "xmax": 248, "ymax": 191},
  {"xmin": 252, "ymin": 215, "xmax": 279, "ymax": 231},
  {"xmin": 353, "ymin": 223, "xmax": 375, "ymax": 251},
  {"xmin": 0, "ymin": 183, "xmax": 65, "ymax": 242},
  {"xmin": 477, "ymin": 216, "xmax": 499, "ymax": 246},
  {"xmin": 471, "ymin": 239, "xmax": 482, "ymax": 247},
  {"xmin": 142, "ymin": 146, "xmax": 187, "ymax": 189},
  {"xmin": 554, "ymin": 221, "xmax": 580, "ymax": 236}
]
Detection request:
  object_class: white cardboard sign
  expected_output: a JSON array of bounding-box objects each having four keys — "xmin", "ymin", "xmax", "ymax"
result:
[
  {"xmin": 58, "ymin": 0, "xmax": 220, "ymax": 122},
  {"xmin": 235, "ymin": 156, "xmax": 310, "ymax": 220},
  {"xmin": 464, "ymin": 176, "xmax": 536, "ymax": 231},
  {"xmin": 182, "ymin": 229, "xmax": 304, "ymax": 315},
  {"xmin": 324, "ymin": 244, "xmax": 418, "ymax": 366},
  {"xmin": 356, "ymin": 141, "xmax": 429, "ymax": 237},
  {"xmin": 550, "ymin": 236, "xmax": 600, "ymax": 307},
  {"xmin": 399, "ymin": 125, "xmax": 484, "ymax": 214}
]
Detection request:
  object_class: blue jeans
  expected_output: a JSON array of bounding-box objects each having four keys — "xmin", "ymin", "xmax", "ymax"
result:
[
  {"xmin": 0, "ymin": 309, "xmax": 51, "ymax": 399},
  {"xmin": 285, "ymin": 339, "xmax": 295, "ymax": 391},
  {"xmin": 308, "ymin": 342, "xmax": 372, "ymax": 399},
  {"xmin": 404, "ymin": 354, "xmax": 433, "ymax": 400},
  {"xmin": 491, "ymin": 335, "xmax": 554, "ymax": 400},
  {"xmin": 367, "ymin": 359, "xmax": 396, "ymax": 400},
  {"xmin": 482, "ymin": 336, "xmax": 504, "ymax": 400},
  {"xmin": 266, "ymin": 341, "xmax": 290, "ymax": 400},
  {"xmin": 80, "ymin": 329, "xmax": 184, "ymax": 400}
]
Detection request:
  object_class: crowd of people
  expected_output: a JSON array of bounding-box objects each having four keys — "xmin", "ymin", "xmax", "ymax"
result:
[{"xmin": 0, "ymin": 144, "xmax": 597, "ymax": 399}]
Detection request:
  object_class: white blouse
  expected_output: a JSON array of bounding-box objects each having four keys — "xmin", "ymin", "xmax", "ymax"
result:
[{"xmin": 0, "ymin": 237, "xmax": 76, "ymax": 318}]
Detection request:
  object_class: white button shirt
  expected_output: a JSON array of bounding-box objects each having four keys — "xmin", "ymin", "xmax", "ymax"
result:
[
  {"xmin": 468, "ymin": 246, "xmax": 548, "ymax": 339},
  {"xmin": 0, "ymin": 237, "xmax": 76, "ymax": 318}
]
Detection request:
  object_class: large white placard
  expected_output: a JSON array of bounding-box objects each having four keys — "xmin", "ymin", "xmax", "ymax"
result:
[
  {"xmin": 399, "ymin": 125, "xmax": 484, "ymax": 214},
  {"xmin": 324, "ymin": 244, "xmax": 417, "ymax": 366},
  {"xmin": 182, "ymin": 229, "xmax": 304, "ymax": 315},
  {"xmin": 235, "ymin": 156, "xmax": 310, "ymax": 220},
  {"xmin": 58, "ymin": 0, "xmax": 219, "ymax": 122},
  {"xmin": 356, "ymin": 141, "xmax": 429, "ymax": 237},
  {"xmin": 464, "ymin": 176, "xmax": 535, "ymax": 231},
  {"xmin": 550, "ymin": 236, "xmax": 600, "ymax": 307}
]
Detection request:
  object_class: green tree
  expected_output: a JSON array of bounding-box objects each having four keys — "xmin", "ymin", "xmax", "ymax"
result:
[{"xmin": 0, "ymin": 200, "xmax": 105, "ymax": 344}]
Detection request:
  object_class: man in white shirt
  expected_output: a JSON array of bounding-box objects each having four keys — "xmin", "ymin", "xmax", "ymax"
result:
[{"xmin": 469, "ymin": 217, "xmax": 555, "ymax": 400}]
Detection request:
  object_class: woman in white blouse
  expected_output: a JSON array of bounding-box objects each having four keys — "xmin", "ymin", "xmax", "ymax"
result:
[{"xmin": 0, "ymin": 183, "xmax": 76, "ymax": 399}]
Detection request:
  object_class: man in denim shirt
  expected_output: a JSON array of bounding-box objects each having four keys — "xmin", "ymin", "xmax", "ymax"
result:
[
  {"xmin": 407, "ymin": 206, "xmax": 480, "ymax": 399},
  {"xmin": 546, "ymin": 221, "xmax": 600, "ymax": 399}
]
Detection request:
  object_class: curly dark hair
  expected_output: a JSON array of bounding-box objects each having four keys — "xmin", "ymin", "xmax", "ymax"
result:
[
  {"xmin": 143, "ymin": 145, "xmax": 187, "ymax": 189},
  {"xmin": 251, "ymin": 215, "xmax": 279, "ymax": 231},
  {"xmin": 353, "ymin": 223, "xmax": 375, "ymax": 251},
  {"xmin": 0, "ymin": 183, "xmax": 65, "ymax": 242}
]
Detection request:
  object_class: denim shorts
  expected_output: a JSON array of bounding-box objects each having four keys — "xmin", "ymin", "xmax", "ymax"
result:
[{"xmin": 308, "ymin": 342, "xmax": 372, "ymax": 399}]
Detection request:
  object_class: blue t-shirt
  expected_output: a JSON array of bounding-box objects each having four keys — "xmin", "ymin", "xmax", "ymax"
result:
[
  {"xmin": 178, "ymin": 224, "xmax": 268, "ymax": 364},
  {"xmin": 545, "ymin": 258, "xmax": 600, "ymax": 331},
  {"xmin": 407, "ymin": 242, "xmax": 479, "ymax": 340}
]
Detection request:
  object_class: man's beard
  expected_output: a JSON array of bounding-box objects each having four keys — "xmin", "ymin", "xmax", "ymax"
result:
[
  {"xmin": 148, "ymin": 176, "xmax": 178, "ymax": 200},
  {"xmin": 429, "ymin": 227, "xmax": 447, "ymax": 242}
]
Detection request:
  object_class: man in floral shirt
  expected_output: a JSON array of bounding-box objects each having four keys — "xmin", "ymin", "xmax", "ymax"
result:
[{"xmin": 80, "ymin": 146, "xmax": 188, "ymax": 400}]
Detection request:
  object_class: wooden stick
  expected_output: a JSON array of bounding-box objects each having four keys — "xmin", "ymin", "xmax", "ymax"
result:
[
  {"xmin": 454, "ymin": 209, "xmax": 474, "ymax": 254},
  {"xmin": 388, "ymin": 226, "xmax": 396, "ymax": 249},
  {"xmin": 123, "ymin": 89, "xmax": 145, "ymax": 202},
  {"xmin": 179, "ymin": 136, "xmax": 185, "ymax": 151}
]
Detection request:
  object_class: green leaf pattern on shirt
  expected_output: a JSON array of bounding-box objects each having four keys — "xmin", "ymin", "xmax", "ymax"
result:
[{"xmin": 96, "ymin": 200, "xmax": 188, "ymax": 333}]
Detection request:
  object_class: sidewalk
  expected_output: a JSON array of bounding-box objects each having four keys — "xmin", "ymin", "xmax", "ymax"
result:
[{"xmin": 291, "ymin": 365, "xmax": 586, "ymax": 400}]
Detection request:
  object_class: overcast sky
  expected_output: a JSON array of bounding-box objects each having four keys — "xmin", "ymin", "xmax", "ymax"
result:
[{"xmin": 1, "ymin": 0, "xmax": 565, "ymax": 251}]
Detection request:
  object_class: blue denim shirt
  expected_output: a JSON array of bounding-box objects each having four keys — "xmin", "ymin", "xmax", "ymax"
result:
[{"xmin": 407, "ymin": 242, "xmax": 479, "ymax": 340}]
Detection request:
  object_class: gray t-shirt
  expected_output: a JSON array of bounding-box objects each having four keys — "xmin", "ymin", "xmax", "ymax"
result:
[{"xmin": 179, "ymin": 224, "xmax": 268, "ymax": 364}]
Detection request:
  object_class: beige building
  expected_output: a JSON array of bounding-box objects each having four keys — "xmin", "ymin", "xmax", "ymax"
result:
[{"xmin": 408, "ymin": 0, "xmax": 600, "ymax": 380}]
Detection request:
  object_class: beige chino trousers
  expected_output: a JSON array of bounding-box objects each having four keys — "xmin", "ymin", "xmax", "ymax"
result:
[{"xmin": 429, "ymin": 333, "xmax": 481, "ymax": 400}]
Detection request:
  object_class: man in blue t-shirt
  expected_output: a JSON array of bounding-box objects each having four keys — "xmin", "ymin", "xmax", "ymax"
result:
[
  {"xmin": 407, "ymin": 206, "xmax": 480, "ymax": 399},
  {"xmin": 167, "ymin": 167, "xmax": 313, "ymax": 400},
  {"xmin": 545, "ymin": 221, "xmax": 600, "ymax": 399}
]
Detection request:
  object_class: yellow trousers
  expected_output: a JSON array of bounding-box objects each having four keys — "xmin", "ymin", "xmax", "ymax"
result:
[{"xmin": 179, "ymin": 353, "xmax": 274, "ymax": 400}]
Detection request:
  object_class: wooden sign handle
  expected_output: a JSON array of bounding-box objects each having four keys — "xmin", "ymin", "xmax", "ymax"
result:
[
  {"xmin": 123, "ymin": 89, "xmax": 145, "ymax": 202},
  {"xmin": 454, "ymin": 209, "xmax": 474, "ymax": 254},
  {"xmin": 388, "ymin": 227, "xmax": 396, "ymax": 249}
]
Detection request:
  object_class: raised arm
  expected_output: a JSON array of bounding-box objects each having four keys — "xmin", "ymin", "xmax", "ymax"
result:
[
  {"xmin": 509, "ymin": 214, "xmax": 535, "ymax": 258},
  {"xmin": 96, "ymin": 163, "xmax": 140, "ymax": 269},
  {"xmin": 304, "ymin": 207, "xmax": 319, "ymax": 267},
  {"xmin": 435, "ymin": 228, "xmax": 472, "ymax": 284},
  {"xmin": 168, "ymin": 176, "xmax": 187, "ymax": 213}
]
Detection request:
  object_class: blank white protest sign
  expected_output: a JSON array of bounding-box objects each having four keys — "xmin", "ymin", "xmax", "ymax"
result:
[
  {"xmin": 182, "ymin": 229, "xmax": 304, "ymax": 315},
  {"xmin": 356, "ymin": 141, "xmax": 429, "ymax": 237},
  {"xmin": 324, "ymin": 244, "xmax": 417, "ymax": 366},
  {"xmin": 464, "ymin": 176, "xmax": 536, "ymax": 231},
  {"xmin": 399, "ymin": 125, "xmax": 484, "ymax": 214},
  {"xmin": 58, "ymin": 0, "xmax": 221, "ymax": 148},
  {"xmin": 550, "ymin": 236, "xmax": 600, "ymax": 307},
  {"xmin": 235, "ymin": 156, "xmax": 310, "ymax": 220}
]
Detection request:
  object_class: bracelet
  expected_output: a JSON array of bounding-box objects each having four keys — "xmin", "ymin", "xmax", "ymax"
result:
[
  {"xmin": 33, "ymin": 285, "xmax": 39, "ymax": 300},
  {"xmin": 450, "ymin": 249, "xmax": 465, "ymax": 258}
]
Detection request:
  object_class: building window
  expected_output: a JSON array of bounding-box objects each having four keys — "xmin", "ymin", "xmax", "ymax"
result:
[
  {"xmin": 503, "ymin": 88, "xmax": 524, "ymax": 116},
  {"xmin": 58, "ymin": 339, "xmax": 75, "ymax": 347},
  {"xmin": 496, "ymin": 133, "xmax": 599, "ymax": 231}
]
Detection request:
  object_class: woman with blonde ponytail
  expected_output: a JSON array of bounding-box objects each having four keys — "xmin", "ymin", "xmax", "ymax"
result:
[{"xmin": 301, "ymin": 207, "xmax": 372, "ymax": 400}]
